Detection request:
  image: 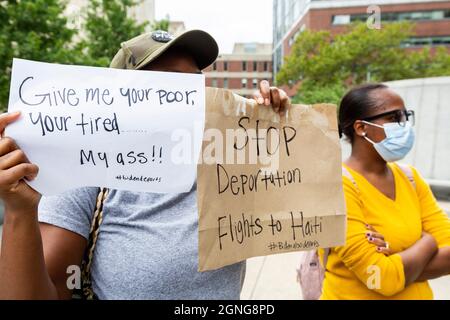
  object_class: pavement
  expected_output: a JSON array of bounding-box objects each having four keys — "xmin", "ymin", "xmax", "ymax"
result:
[
  {"xmin": 1, "ymin": 201, "xmax": 449, "ymax": 300},
  {"xmin": 240, "ymin": 250, "xmax": 450, "ymax": 300}
]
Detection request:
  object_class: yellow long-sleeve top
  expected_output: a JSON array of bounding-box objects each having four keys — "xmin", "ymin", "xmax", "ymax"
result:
[{"xmin": 320, "ymin": 163, "xmax": 450, "ymax": 300}]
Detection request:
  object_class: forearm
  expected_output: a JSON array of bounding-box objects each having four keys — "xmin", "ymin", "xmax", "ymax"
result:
[
  {"xmin": 0, "ymin": 209, "xmax": 58, "ymax": 299},
  {"xmin": 416, "ymin": 247, "xmax": 450, "ymax": 282},
  {"xmin": 399, "ymin": 234, "xmax": 437, "ymax": 287}
]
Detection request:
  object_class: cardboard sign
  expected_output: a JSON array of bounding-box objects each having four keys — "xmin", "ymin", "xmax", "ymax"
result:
[
  {"xmin": 197, "ymin": 88, "xmax": 346, "ymax": 271},
  {"xmin": 6, "ymin": 59, "xmax": 205, "ymax": 195}
]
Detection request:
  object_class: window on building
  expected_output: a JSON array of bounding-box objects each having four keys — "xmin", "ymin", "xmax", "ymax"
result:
[
  {"xmin": 332, "ymin": 9, "xmax": 450, "ymax": 25},
  {"xmin": 224, "ymin": 62, "xmax": 228, "ymax": 71},
  {"xmin": 253, "ymin": 79, "xmax": 258, "ymax": 89},
  {"xmin": 432, "ymin": 36, "xmax": 450, "ymax": 45},
  {"xmin": 431, "ymin": 11, "xmax": 446, "ymax": 20},
  {"xmin": 332, "ymin": 15, "xmax": 351, "ymax": 25},
  {"xmin": 223, "ymin": 78, "xmax": 228, "ymax": 88},
  {"xmin": 264, "ymin": 62, "xmax": 268, "ymax": 72},
  {"xmin": 253, "ymin": 61, "xmax": 258, "ymax": 71},
  {"xmin": 212, "ymin": 79, "xmax": 218, "ymax": 87},
  {"xmin": 242, "ymin": 61, "xmax": 247, "ymax": 71},
  {"xmin": 402, "ymin": 36, "xmax": 450, "ymax": 47},
  {"xmin": 244, "ymin": 43, "xmax": 257, "ymax": 53},
  {"xmin": 275, "ymin": 46, "xmax": 282, "ymax": 76},
  {"xmin": 289, "ymin": 28, "xmax": 303, "ymax": 47},
  {"xmin": 242, "ymin": 79, "xmax": 248, "ymax": 88},
  {"xmin": 213, "ymin": 63, "xmax": 217, "ymax": 71},
  {"xmin": 293, "ymin": 1, "xmax": 300, "ymax": 19}
]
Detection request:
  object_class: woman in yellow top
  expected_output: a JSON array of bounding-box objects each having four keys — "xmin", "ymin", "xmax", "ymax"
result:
[{"xmin": 321, "ymin": 83, "xmax": 450, "ymax": 300}]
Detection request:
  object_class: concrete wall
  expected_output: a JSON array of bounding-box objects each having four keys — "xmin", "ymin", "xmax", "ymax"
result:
[{"xmin": 342, "ymin": 77, "xmax": 450, "ymax": 185}]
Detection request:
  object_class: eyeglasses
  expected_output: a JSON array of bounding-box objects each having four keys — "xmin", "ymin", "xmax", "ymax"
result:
[{"xmin": 362, "ymin": 109, "xmax": 415, "ymax": 127}]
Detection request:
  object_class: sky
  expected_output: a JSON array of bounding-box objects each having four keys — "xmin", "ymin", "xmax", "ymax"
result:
[{"xmin": 155, "ymin": 0, "xmax": 273, "ymax": 54}]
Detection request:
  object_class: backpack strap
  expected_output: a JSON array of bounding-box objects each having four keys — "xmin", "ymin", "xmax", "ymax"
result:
[
  {"xmin": 322, "ymin": 248, "xmax": 331, "ymax": 270},
  {"xmin": 342, "ymin": 166, "xmax": 359, "ymax": 193},
  {"xmin": 343, "ymin": 164, "xmax": 416, "ymax": 191},
  {"xmin": 80, "ymin": 187, "xmax": 109, "ymax": 300},
  {"xmin": 396, "ymin": 163, "xmax": 416, "ymax": 190}
]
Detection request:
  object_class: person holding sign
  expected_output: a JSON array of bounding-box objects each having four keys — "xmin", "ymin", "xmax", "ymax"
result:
[
  {"xmin": 320, "ymin": 84, "xmax": 450, "ymax": 299},
  {"xmin": 0, "ymin": 30, "xmax": 290, "ymax": 300}
]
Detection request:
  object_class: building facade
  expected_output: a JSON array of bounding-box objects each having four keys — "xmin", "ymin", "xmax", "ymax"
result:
[
  {"xmin": 273, "ymin": 0, "xmax": 450, "ymax": 79},
  {"xmin": 204, "ymin": 43, "xmax": 273, "ymax": 97},
  {"xmin": 168, "ymin": 21, "xmax": 186, "ymax": 35},
  {"xmin": 67, "ymin": 0, "xmax": 155, "ymax": 32}
]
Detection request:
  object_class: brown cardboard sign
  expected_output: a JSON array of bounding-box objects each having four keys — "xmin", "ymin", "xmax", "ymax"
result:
[{"xmin": 197, "ymin": 88, "xmax": 346, "ymax": 272}]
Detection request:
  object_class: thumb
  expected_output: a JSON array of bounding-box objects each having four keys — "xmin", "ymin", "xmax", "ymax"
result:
[{"xmin": 0, "ymin": 111, "xmax": 21, "ymax": 137}]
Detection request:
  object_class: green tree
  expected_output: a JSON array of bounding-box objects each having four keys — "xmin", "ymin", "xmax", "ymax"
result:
[
  {"xmin": 295, "ymin": 81, "xmax": 347, "ymax": 106},
  {"xmin": 79, "ymin": 0, "xmax": 149, "ymax": 67},
  {"xmin": 151, "ymin": 16, "xmax": 170, "ymax": 32},
  {"xmin": 0, "ymin": 0, "xmax": 167, "ymax": 111},
  {"xmin": 277, "ymin": 22, "xmax": 450, "ymax": 105},
  {"xmin": 0, "ymin": 0, "xmax": 78, "ymax": 111}
]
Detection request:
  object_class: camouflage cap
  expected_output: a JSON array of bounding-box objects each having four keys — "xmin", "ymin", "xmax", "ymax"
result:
[{"xmin": 110, "ymin": 29, "xmax": 219, "ymax": 71}]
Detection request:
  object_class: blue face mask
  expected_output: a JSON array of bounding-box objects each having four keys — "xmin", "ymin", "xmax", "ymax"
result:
[{"xmin": 362, "ymin": 121, "xmax": 415, "ymax": 162}]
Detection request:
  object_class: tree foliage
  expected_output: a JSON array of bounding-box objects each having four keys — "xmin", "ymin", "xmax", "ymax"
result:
[
  {"xmin": 0, "ymin": 0, "xmax": 158, "ymax": 111},
  {"xmin": 0, "ymin": 0, "xmax": 77, "ymax": 111},
  {"xmin": 277, "ymin": 22, "xmax": 450, "ymax": 105},
  {"xmin": 79, "ymin": 0, "xmax": 149, "ymax": 67},
  {"xmin": 151, "ymin": 16, "xmax": 170, "ymax": 32}
]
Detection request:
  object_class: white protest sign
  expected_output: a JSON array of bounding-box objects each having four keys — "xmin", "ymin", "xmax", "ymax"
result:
[{"xmin": 6, "ymin": 59, "xmax": 205, "ymax": 195}]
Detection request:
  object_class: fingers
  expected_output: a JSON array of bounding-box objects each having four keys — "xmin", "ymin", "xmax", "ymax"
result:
[
  {"xmin": 0, "ymin": 111, "xmax": 21, "ymax": 137},
  {"xmin": 365, "ymin": 227, "xmax": 392, "ymax": 255},
  {"xmin": 376, "ymin": 246, "xmax": 393, "ymax": 256},
  {"xmin": 278, "ymin": 89, "xmax": 290, "ymax": 116},
  {"xmin": 255, "ymin": 81, "xmax": 291, "ymax": 116},
  {"xmin": 258, "ymin": 80, "xmax": 271, "ymax": 106},
  {"xmin": 0, "ymin": 163, "xmax": 39, "ymax": 186},
  {"xmin": 0, "ymin": 137, "xmax": 20, "ymax": 157},
  {"xmin": 366, "ymin": 231, "xmax": 384, "ymax": 241},
  {"xmin": 252, "ymin": 90, "xmax": 264, "ymax": 105},
  {"xmin": 0, "ymin": 149, "xmax": 30, "ymax": 171},
  {"xmin": 270, "ymin": 87, "xmax": 281, "ymax": 113},
  {"xmin": 367, "ymin": 235, "xmax": 386, "ymax": 247},
  {"xmin": 0, "ymin": 137, "xmax": 37, "ymax": 184}
]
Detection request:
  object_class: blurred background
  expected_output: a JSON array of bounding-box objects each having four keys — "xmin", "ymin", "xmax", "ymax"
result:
[{"xmin": 0, "ymin": 0, "xmax": 449, "ymax": 299}]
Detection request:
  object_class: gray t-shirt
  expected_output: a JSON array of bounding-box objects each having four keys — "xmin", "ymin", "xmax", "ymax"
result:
[{"xmin": 38, "ymin": 183, "xmax": 245, "ymax": 300}]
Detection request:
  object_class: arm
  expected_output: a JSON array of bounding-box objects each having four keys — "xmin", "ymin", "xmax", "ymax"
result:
[
  {"xmin": 417, "ymin": 247, "xmax": 450, "ymax": 281},
  {"xmin": 398, "ymin": 232, "xmax": 437, "ymax": 286},
  {"xmin": 0, "ymin": 213, "xmax": 86, "ymax": 299},
  {"xmin": 413, "ymin": 167, "xmax": 450, "ymax": 281},
  {"xmin": 0, "ymin": 209, "xmax": 57, "ymax": 299},
  {"xmin": 365, "ymin": 225, "xmax": 441, "ymax": 284},
  {"xmin": 0, "ymin": 112, "xmax": 86, "ymax": 299},
  {"xmin": 336, "ymin": 178, "xmax": 436, "ymax": 296}
]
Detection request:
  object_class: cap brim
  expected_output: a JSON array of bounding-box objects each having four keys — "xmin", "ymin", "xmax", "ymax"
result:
[{"xmin": 135, "ymin": 29, "xmax": 219, "ymax": 71}]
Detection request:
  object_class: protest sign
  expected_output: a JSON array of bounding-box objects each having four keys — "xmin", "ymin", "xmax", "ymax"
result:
[
  {"xmin": 6, "ymin": 58, "xmax": 205, "ymax": 195},
  {"xmin": 197, "ymin": 88, "xmax": 346, "ymax": 271}
]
